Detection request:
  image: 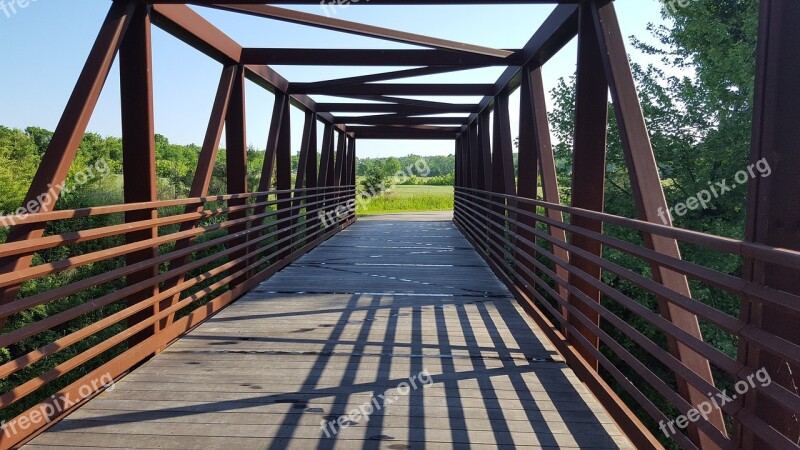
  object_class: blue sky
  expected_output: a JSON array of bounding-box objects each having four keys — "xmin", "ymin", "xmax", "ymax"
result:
[{"xmin": 0, "ymin": 0, "xmax": 668, "ymax": 158}]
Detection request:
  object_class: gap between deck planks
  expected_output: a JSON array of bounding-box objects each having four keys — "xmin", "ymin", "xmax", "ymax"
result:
[{"xmin": 25, "ymin": 212, "xmax": 633, "ymax": 450}]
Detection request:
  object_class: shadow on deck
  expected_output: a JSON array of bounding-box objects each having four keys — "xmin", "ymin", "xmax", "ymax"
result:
[{"xmin": 25, "ymin": 213, "xmax": 631, "ymax": 449}]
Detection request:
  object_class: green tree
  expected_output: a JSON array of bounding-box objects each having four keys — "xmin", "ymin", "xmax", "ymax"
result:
[{"xmin": 362, "ymin": 157, "xmax": 402, "ymax": 195}]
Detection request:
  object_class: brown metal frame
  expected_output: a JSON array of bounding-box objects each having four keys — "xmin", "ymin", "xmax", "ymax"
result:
[{"xmin": 0, "ymin": 1, "xmax": 797, "ymax": 449}]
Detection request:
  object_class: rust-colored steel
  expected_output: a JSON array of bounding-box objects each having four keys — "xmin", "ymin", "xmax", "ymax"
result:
[
  {"xmin": 276, "ymin": 92, "xmax": 294, "ymax": 259},
  {"xmin": 454, "ymin": 188, "xmax": 800, "ymax": 449},
  {"xmin": 119, "ymin": 3, "xmax": 160, "ymax": 346},
  {"xmin": 468, "ymin": 122, "xmax": 480, "ymax": 189},
  {"xmin": 213, "ymin": 4, "xmax": 512, "ymax": 58},
  {"xmin": 591, "ymin": 2, "xmax": 727, "ymax": 444},
  {"xmin": 0, "ymin": 186, "xmax": 356, "ymax": 449},
  {"xmin": 225, "ymin": 64, "xmax": 250, "ymax": 289},
  {"xmin": 0, "ymin": 0, "xmax": 135, "ymax": 332},
  {"xmin": 161, "ymin": 65, "xmax": 236, "ymax": 331},
  {"xmin": 737, "ymin": 0, "xmax": 800, "ymax": 447},
  {"xmin": 566, "ymin": 2, "xmax": 608, "ymax": 369}
]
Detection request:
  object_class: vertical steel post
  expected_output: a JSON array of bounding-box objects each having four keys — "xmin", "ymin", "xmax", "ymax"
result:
[
  {"xmin": 225, "ymin": 65, "xmax": 248, "ymax": 289},
  {"xmin": 490, "ymin": 95, "xmax": 516, "ymax": 269},
  {"xmin": 120, "ymin": 3, "xmax": 159, "ymax": 345},
  {"xmin": 276, "ymin": 95, "xmax": 292, "ymax": 257},
  {"xmin": 567, "ymin": 2, "xmax": 608, "ymax": 368},
  {"xmin": 591, "ymin": 1, "xmax": 726, "ymax": 443},
  {"xmin": 737, "ymin": 0, "xmax": 800, "ymax": 447},
  {"xmin": 161, "ymin": 66, "xmax": 236, "ymax": 328},
  {"xmin": 0, "ymin": 1, "xmax": 135, "ymax": 332},
  {"xmin": 527, "ymin": 66, "xmax": 570, "ymax": 318}
]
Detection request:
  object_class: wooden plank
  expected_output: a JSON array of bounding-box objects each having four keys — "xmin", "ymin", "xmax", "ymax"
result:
[{"xmin": 26, "ymin": 214, "xmax": 632, "ymax": 450}]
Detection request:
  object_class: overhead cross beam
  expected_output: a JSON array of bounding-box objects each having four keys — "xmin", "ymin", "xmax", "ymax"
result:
[
  {"xmin": 240, "ymin": 48, "xmax": 522, "ymax": 66},
  {"xmin": 294, "ymin": 66, "xmax": 486, "ymax": 90},
  {"xmin": 208, "ymin": 4, "xmax": 513, "ymax": 58},
  {"xmin": 333, "ymin": 116, "xmax": 469, "ymax": 126},
  {"xmin": 316, "ymin": 103, "xmax": 481, "ymax": 114},
  {"xmin": 293, "ymin": 83, "xmax": 495, "ymax": 96}
]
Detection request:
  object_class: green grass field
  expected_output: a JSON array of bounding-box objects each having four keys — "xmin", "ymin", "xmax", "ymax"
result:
[{"xmin": 357, "ymin": 185, "xmax": 454, "ymax": 216}]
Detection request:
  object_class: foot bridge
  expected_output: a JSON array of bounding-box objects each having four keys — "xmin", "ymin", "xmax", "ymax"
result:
[{"xmin": 1, "ymin": 1, "xmax": 799, "ymax": 449}]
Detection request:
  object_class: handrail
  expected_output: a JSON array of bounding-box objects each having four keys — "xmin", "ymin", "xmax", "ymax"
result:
[
  {"xmin": 454, "ymin": 188, "xmax": 800, "ymax": 450},
  {"xmin": 0, "ymin": 185, "xmax": 357, "ymax": 448}
]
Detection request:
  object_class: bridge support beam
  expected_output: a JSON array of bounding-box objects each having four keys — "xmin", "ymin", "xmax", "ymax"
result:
[
  {"xmin": 120, "ymin": 2, "xmax": 160, "ymax": 346},
  {"xmin": 295, "ymin": 111, "xmax": 317, "ymax": 242},
  {"xmin": 0, "ymin": 1, "xmax": 135, "ymax": 333},
  {"xmin": 517, "ymin": 66, "xmax": 570, "ymax": 321},
  {"xmin": 225, "ymin": 64, "xmax": 249, "ymax": 289},
  {"xmin": 160, "ymin": 66, "xmax": 236, "ymax": 333},
  {"xmin": 591, "ymin": 0, "xmax": 727, "ymax": 445},
  {"xmin": 737, "ymin": 0, "xmax": 800, "ymax": 447},
  {"xmin": 276, "ymin": 95, "xmax": 294, "ymax": 259},
  {"xmin": 567, "ymin": 1, "xmax": 608, "ymax": 370},
  {"xmin": 490, "ymin": 94, "xmax": 517, "ymax": 271}
]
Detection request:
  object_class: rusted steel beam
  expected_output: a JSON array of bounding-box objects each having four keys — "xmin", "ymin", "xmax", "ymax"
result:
[
  {"xmin": 322, "ymin": 95, "xmax": 472, "ymax": 111},
  {"xmin": 295, "ymin": 112, "xmax": 314, "ymax": 191},
  {"xmin": 210, "ymin": 4, "xmax": 513, "ymax": 58},
  {"xmin": 292, "ymin": 83, "xmax": 496, "ymax": 96},
  {"xmin": 473, "ymin": 113, "xmax": 493, "ymax": 249},
  {"xmin": 295, "ymin": 66, "xmax": 483, "ymax": 90},
  {"xmin": 489, "ymin": 94, "xmax": 516, "ymax": 270},
  {"xmin": 515, "ymin": 64, "xmax": 543, "ymax": 312},
  {"xmin": 0, "ymin": 1, "xmax": 135, "ymax": 332},
  {"xmin": 295, "ymin": 112, "xmax": 316, "ymax": 240},
  {"xmin": 317, "ymin": 103, "xmax": 480, "ymax": 114},
  {"xmin": 161, "ymin": 65, "xmax": 237, "ymax": 329},
  {"xmin": 478, "ymin": 111, "xmax": 492, "ymax": 191},
  {"xmin": 225, "ymin": 65, "xmax": 249, "ymax": 289},
  {"xmin": 468, "ymin": 122, "xmax": 481, "ymax": 189},
  {"xmin": 591, "ymin": 0, "xmax": 727, "ymax": 444},
  {"xmin": 306, "ymin": 116, "xmax": 320, "ymax": 191},
  {"xmin": 318, "ymin": 123, "xmax": 336, "ymax": 190},
  {"xmin": 461, "ymin": 129, "xmax": 472, "ymax": 189},
  {"xmin": 276, "ymin": 95, "xmax": 293, "ymax": 258},
  {"xmin": 350, "ymin": 124, "xmax": 462, "ymax": 131},
  {"xmin": 240, "ymin": 48, "xmax": 520, "ymax": 66},
  {"xmin": 326, "ymin": 131, "xmax": 338, "ymax": 188},
  {"xmin": 334, "ymin": 129, "xmax": 347, "ymax": 187},
  {"xmin": 119, "ymin": 3, "xmax": 160, "ymax": 347},
  {"xmin": 150, "ymin": 4, "xmax": 345, "ymax": 132},
  {"xmin": 349, "ymin": 129, "xmax": 459, "ymax": 140},
  {"xmin": 333, "ymin": 116, "xmax": 469, "ymax": 126},
  {"xmin": 347, "ymin": 137, "xmax": 357, "ymax": 187},
  {"xmin": 0, "ymin": 193, "xmax": 358, "ymax": 449},
  {"xmin": 491, "ymin": 95, "xmax": 516, "ymax": 197},
  {"xmin": 463, "ymin": 4, "xmax": 579, "ymax": 131},
  {"xmin": 454, "ymin": 135, "xmax": 462, "ymax": 189},
  {"xmin": 567, "ymin": 3, "xmax": 608, "ymax": 369},
  {"xmin": 737, "ymin": 0, "xmax": 800, "ymax": 447},
  {"xmin": 528, "ymin": 66, "xmax": 570, "ymax": 317}
]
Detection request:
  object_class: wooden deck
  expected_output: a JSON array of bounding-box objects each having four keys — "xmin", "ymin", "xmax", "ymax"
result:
[{"xmin": 25, "ymin": 213, "xmax": 632, "ymax": 449}]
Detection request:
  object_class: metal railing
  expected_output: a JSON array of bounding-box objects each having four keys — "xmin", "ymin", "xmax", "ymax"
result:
[
  {"xmin": 0, "ymin": 186, "xmax": 356, "ymax": 448},
  {"xmin": 455, "ymin": 187, "xmax": 800, "ymax": 450}
]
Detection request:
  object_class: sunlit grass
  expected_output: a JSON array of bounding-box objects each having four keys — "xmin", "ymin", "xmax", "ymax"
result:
[{"xmin": 357, "ymin": 185, "xmax": 454, "ymax": 216}]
